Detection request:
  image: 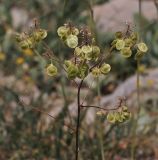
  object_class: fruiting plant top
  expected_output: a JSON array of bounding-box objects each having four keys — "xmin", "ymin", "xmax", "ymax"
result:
[{"xmin": 15, "ymin": 21, "xmax": 148, "ymax": 124}]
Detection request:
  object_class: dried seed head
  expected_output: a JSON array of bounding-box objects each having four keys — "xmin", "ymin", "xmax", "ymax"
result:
[
  {"xmin": 66, "ymin": 35, "xmax": 78, "ymax": 48},
  {"xmin": 100, "ymin": 63, "xmax": 111, "ymax": 74},
  {"xmin": 57, "ymin": 26, "xmax": 69, "ymax": 37},
  {"xmin": 66, "ymin": 63, "xmax": 78, "ymax": 79},
  {"xmin": 120, "ymin": 47, "xmax": 132, "ymax": 58},
  {"xmin": 137, "ymin": 42, "xmax": 148, "ymax": 53},
  {"xmin": 91, "ymin": 67, "xmax": 101, "ymax": 77},
  {"xmin": 107, "ymin": 112, "xmax": 116, "ymax": 123},
  {"xmin": 46, "ymin": 63, "xmax": 58, "ymax": 77},
  {"xmin": 116, "ymin": 39, "xmax": 125, "ymax": 50}
]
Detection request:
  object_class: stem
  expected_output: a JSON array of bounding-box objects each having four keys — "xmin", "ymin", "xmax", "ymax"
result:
[
  {"xmin": 81, "ymin": 105, "xmax": 119, "ymax": 111},
  {"xmin": 136, "ymin": 60, "xmax": 141, "ymax": 113},
  {"xmin": 97, "ymin": 78, "xmax": 105, "ymax": 160},
  {"xmin": 131, "ymin": 1, "xmax": 142, "ymax": 159},
  {"xmin": 131, "ymin": 60, "xmax": 140, "ymax": 160},
  {"xmin": 75, "ymin": 79, "xmax": 84, "ymax": 160}
]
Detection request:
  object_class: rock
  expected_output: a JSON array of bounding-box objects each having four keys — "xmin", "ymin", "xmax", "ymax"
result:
[{"xmin": 93, "ymin": 0, "xmax": 157, "ymax": 32}]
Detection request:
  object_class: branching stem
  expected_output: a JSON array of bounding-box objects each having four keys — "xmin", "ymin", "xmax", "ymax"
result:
[
  {"xmin": 131, "ymin": 0, "xmax": 142, "ymax": 159},
  {"xmin": 81, "ymin": 105, "xmax": 119, "ymax": 111},
  {"xmin": 75, "ymin": 79, "xmax": 84, "ymax": 160}
]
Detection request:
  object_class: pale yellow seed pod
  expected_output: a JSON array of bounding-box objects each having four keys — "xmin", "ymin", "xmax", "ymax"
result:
[
  {"xmin": 137, "ymin": 42, "xmax": 148, "ymax": 53},
  {"xmin": 135, "ymin": 51, "xmax": 144, "ymax": 60},
  {"xmin": 46, "ymin": 64, "xmax": 58, "ymax": 77},
  {"xmin": 92, "ymin": 45, "xmax": 100, "ymax": 54},
  {"xmin": 120, "ymin": 47, "xmax": 132, "ymax": 58},
  {"xmin": 107, "ymin": 112, "xmax": 116, "ymax": 123},
  {"xmin": 121, "ymin": 106, "xmax": 128, "ymax": 112},
  {"xmin": 111, "ymin": 39, "xmax": 117, "ymax": 46},
  {"xmin": 72, "ymin": 28, "xmax": 79, "ymax": 35},
  {"xmin": 67, "ymin": 64, "xmax": 78, "ymax": 79},
  {"xmin": 115, "ymin": 31, "xmax": 123, "ymax": 39},
  {"xmin": 78, "ymin": 63, "xmax": 89, "ymax": 79},
  {"xmin": 81, "ymin": 45, "xmax": 92, "ymax": 54},
  {"xmin": 39, "ymin": 29, "xmax": 47, "ymax": 40},
  {"xmin": 116, "ymin": 39, "xmax": 125, "ymax": 50},
  {"xmin": 64, "ymin": 60, "xmax": 72, "ymax": 68},
  {"xmin": 85, "ymin": 52, "xmax": 93, "ymax": 60},
  {"xmin": 74, "ymin": 47, "xmax": 82, "ymax": 56},
  {"xmin": 91, "ymin": 67, "xmax": 101, "ymax": 77},
  {"xmin": 19, "ymin": 40, "xmax": 29, "ymax": 49},
  {"xmin": 122, "ymin": 111, "xmax": 131, "ymax": 120},
  {"xmin": 19, "ymin": 37, "xmax": 34, "ymax": 49},
  {"xmin": 100, "ymin": 63, "xmax": 111, "ymax": 74},
  {"xmin": 66, "ymin": 35, "xmax": 78, "ymax": 48},
  {"xmin": 114, "ymin": 112, "xmax": 124, "ymax": 123},
  {"xmin": 57, "ymin": 26, "xmax": 68, "ymax": 37},
  {"xmin": 33, "ymin": 29, "xmax": 47, "ymax": 42},
  {"xmin": 131, "ymin": 32, "xmax": 138, "ymax": 42},
  {"xmin": 91, "ymin": 45, "xmax": 100, "ymax": 60},
  {"xmin": 15, "ymin": 33, "xmax": 23, "ymax": 42},
  {"xmin": 125, "ymin": 38, "xmax": 133, "ymax": 47}
]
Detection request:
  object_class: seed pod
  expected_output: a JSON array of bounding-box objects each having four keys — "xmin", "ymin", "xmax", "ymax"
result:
[
  {"xmin": 115, "ymin": 31, "xmax": 123, "ymax": 39},
  {"xmin": 57, "ymin": 26, "xmax": 68, "ymax": 37},
  {"xmin": 120, "ymin": 112, "xmax": 127, "ymax": 121},
  {"xmin": 64, "ymin": 60, "xmax": 72, "ymax": 68},
  {"xmin": 125, "ymin": 38, "xmax": 133, "ymax": 47},
  {"xmin": 46, "ymin": 63, "xmax": 58, "ymax": 77},
  {"xmin": 131, "ymin": 32, "xmax": 138, "ymax": 42},
  {"xmin": 82, "ymin": 45, "xmax": 92, "ymax": 54},
  {"xmin": 15, "ymin": 33, "xmax": 23, "ymax": 42},
  {"xmin": 116, "ymin": 39, "xmax": 125, "ymax": 50},
  {"xmin": 66, "ymin": 35, "xmax": 78, "ymax": 48},
  {"xmin": 100, "ymin": 63, "xmax": 111, "ymax": 74},
  {"xmin": 74, "ymin": 47, "xmax": 82, "ymax": 56},
  {"xmin": 19, "ymin": 40, "xmax": 29, "ymax": 49},
  {"xmin": 111, "ymin": 39, "xmax": 117, "ymax": 46},
  {"xmin": 67, "ymin": 64, "xmax": 78, "ymax": 79},
  {"xmin": 120, "ymin": 47, "xmax": 132, "ymax": 58},
  {"xmin": 19, "ymin": 37, "xmax": 34, "ymax": 49},
  {"xmin": 115, "ymin": 112, "xmax": 124, "ymax": 123},
  {"xmin": 16, "ymin": 57, "xmax": 24, "ymax": 65},
  {"xmin": 121, "ymin": 106, "xmax": 128, "ymax": 112},
  {"xmin": 135, "ymin": 51, "xmax": 144, "ymax": 60},
  {"xmin": 91, "ymin": 67, "xmax": 101, "ymax": 77},
  {"xmin": 78, "ymin": 63, "xmax": 89, "ymax": 79},
  {"xmin": 122, "ymin": 111, "xmax": 131, "ymax": 120},
  {"xmin": 85, "ymin": 51, "xmax": 93, "ymax": 60},
  {"xmin": 107, "ymin": 112, "xmax": 116, "ymax": 123},
  {"xmin": 92, "ymin": 45, "xmax": 100, "ymax": 55},
  {"xmin": 92, "ymin": 38, "xmax": 96, "ymax": 45},
  {"xmin": 72, "ymin": 28, "xmax": 79, "ymax": 35},
  {"xmin": 137, "ymin": 42, "xmax": 148, "ymax": 53},
  {"xmin": 33, "ymin": 29, "xmax": 47, "ymax": 42},
  {"xmin": 91, "ymin": 45, "xmax": 100, "ymax": 60}
]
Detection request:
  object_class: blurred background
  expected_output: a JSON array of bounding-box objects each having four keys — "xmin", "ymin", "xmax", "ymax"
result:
[{"xmin": 0, "ymin": 0, "xmax": 158, "ymax": 159}]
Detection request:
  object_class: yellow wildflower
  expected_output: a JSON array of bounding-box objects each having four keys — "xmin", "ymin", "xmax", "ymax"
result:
[
  {"xmin": 22, "ymin": 49, "xmax": 33, "ymax": 56},
  {"xmin": 0, "ymin": 52, "xmax": 6, "ymax": 61},
  {"xmin": 16, "ymin": 57, "xmax": 25, "ymax": 65}
]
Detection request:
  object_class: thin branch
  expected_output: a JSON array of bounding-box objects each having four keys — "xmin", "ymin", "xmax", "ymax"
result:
[
  {"xmin": 80, "ymin": 105, "xmax": 119, "ymax": 111},
  {"xmin": 34, "ymin": 44, "xmax": 79, "ymax": 88},
  {"xmin": 75, "ymin": 79, "xmax": 84, "ymax": 160}
]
